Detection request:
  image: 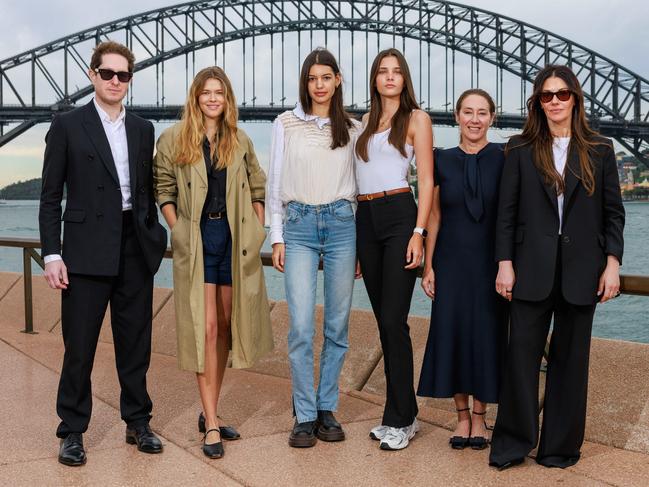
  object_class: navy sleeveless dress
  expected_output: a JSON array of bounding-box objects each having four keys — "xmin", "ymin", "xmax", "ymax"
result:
[{"xmin": 417, "ymin": 143, "xmax": 507, "ymax": 404}]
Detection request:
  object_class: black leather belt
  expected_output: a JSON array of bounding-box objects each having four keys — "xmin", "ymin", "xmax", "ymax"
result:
[{"xmin": 206, "ymin": 211, "xmax": 225, "ymax": 219}]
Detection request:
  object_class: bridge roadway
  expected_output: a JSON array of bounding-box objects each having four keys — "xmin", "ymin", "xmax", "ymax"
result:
[
  {"xmin": 2, "ymin": 104, "xmax": 647, "ymax": 142},
  {"xmin": 0, "ymin": 270, "xmax": 648, "ymax": 486}
]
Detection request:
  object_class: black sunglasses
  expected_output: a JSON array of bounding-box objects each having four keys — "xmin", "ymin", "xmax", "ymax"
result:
[
  {"xmin": 94, "ymin": 68, "xmax": 133, "ymax": 83},
  {"xmin": 539, "ymin": 89, "xmax": 572, "ymax": 104}
]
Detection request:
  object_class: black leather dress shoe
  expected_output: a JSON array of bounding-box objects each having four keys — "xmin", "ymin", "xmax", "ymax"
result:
[
  {"xmin": 125, "ymin": 424, "xmax": 163, "ymax": 454},
  {"xmin": 198, "ymin": 412, "xmax": 241, "ymax": 440},
  {"xmin": 288, "ymin": 420, "xmax": 318, "ymax": 448},
  {"xmin": 316, "ymin": 410, "xmax": 345, "ymax": 442},
  {"xmin": 58, "ymin": 433, "xmax": 86, "ymax": 467}
]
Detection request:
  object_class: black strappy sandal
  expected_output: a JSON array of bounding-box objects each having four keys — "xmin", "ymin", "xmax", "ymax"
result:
[
  {"xmin": 449, "ymin": 407, "xmax": 471, "ymax": 450},
  {"xmin": 469, "ymin": 410, "xmax": 490, "ymax": 450}
]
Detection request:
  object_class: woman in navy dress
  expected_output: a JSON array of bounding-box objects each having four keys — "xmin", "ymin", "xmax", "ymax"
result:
[{"xmin": 417, "ymin": 89, "xmax": 506, "ymax": 450}]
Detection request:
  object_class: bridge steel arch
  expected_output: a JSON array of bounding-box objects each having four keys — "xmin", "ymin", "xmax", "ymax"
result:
[{"xmin": 0, "ymin": 0, "xmax": 648, "ymax": 165}]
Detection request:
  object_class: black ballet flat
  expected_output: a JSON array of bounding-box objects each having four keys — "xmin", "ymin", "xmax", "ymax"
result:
[
  {"xmin": 469, "ymin": 410, "xmax": 490, "ymax": 450},
  {"xmin": 449, "ymin": 407, "xmax": 471, "ymax": 450},
  {"xmin": 202, "ymin": 428, "xmax": 224, "ymax": 459},
  {"xmin": 198, "ymin": 412, "xmax": 241, "ymax": 440}
]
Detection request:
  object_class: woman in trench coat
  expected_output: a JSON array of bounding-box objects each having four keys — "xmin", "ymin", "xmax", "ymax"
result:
[{"xmin": 154, "ymin": 66, "xmax": 273, "ymax": 459}]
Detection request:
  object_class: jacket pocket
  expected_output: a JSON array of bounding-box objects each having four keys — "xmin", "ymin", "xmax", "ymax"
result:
[{"xmin": 62, "ymin": 208, "xmax": 86, "ymax": 223}]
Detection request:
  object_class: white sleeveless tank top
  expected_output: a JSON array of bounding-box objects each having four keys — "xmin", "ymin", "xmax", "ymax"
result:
[{"xmin": 355, "ymin": 128, "xmax": 414, "ymax": 194}]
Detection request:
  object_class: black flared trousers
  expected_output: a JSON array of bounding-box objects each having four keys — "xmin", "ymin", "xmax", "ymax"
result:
[
  {"xmin": 489, "ymin": 254, "xmax": 596, "ymax": 468},
  {"xmin": 356, "ymin": 192, "xmax": 419, "ymax": 428}
]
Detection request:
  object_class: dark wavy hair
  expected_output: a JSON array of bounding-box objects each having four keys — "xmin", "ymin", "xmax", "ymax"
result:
[
  {"xmin": 514, "ymin": 64, "xmax": 602, "ymax": 196},
  {"xmin": 355, "ymin": 48, "xmax": 419, "ymax": 162},
  {"xmin": 299, "ymin": 48, "xmax": 354, "ymax": 149}
]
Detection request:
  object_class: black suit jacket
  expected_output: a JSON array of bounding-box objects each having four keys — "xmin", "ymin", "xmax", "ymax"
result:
[
  {"xmin": 495, "ymin": 135, "xmax": 625, "ymax": 305},
  {"xmin": 39, "ymin": 101, "xmax": 167, "ymax": 276}
]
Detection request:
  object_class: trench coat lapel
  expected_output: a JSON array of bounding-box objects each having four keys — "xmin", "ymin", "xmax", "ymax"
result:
[
  {"xmin": 226, "ymin": 143, "xmax": 246, "ymax": 197},
  {"xmin": 82, "ymin": 102, "xmax": 119, "ymax": 184},
  {"xmin": 192, "ymin": 151, "xmax": 208, "ymax": 187}
]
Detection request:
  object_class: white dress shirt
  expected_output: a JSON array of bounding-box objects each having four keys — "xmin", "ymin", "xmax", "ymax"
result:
[
  {"xmin": 44, "ymin": 98, "xmax": 131, "ymax": 264},
  {"xmin": 553, "ymin": 137, "xmax": 570, "ymax": 234}
]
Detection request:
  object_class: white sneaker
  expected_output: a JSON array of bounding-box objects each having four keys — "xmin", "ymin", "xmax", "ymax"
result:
[
  {"xmin": 369, "ymin": 424, "xmax": 390, "ymax": 441},
  {"xmin": 379, "ymin": 418, "xmax": 420, "ymax": 451}
]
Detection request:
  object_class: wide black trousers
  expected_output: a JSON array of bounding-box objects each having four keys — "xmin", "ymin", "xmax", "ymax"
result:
[
  {"xmin": 489, "ymin": 255, "xmax": 597, "ymax": 468},
  {"xmin": 56, "ymin": 211, "xmax": 154, "ymax": 438},
  {"xmin": 356, "ymin": 192, "xmax": 418, "ymax": 428}
]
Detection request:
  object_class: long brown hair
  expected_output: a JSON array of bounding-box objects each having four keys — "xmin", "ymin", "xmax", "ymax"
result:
[
  {"xmin": 175, "ymin": 66, "xmax": 239, "ymax": 169},
  {"xmin": 455, "ymin": 88, "xmax": 496, "ymax": 144},
  {"xmin": 515, "ymin": 64, "xmax": 600, "ymax": 195},
  {"xmin": 299, "ymin": 48, "xmax": 354, "ymax": 149},
  {"xmin": 355, "ymin": 48, "xmax": 419, "ymax": 162}
]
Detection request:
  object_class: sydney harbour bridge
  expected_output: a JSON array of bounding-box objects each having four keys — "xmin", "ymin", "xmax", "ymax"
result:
[{"xmin": 0, "ymin": 0, "xmax": 648, "ymax": 166}]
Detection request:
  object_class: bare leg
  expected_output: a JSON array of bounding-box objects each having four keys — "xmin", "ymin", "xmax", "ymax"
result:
[
  {"xmin": 197, "ymin": 284, "xmax": 221, "ymax": 444},
  {"xmin": 471, "ymin": 398, "xmax": 488, "ymax": 438},
  {"xmin": 453, "ymin": 393, "xmax": 471, "ymax": 437},
  {"xmin": 213, "ymin": 284, "xmax": 232, "ymax": 413}
]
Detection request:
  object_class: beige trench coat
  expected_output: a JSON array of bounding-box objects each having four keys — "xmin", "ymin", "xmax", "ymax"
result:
[{"xmin": 153, "ymin": 123, "xmax": 273, "ymax": 372}]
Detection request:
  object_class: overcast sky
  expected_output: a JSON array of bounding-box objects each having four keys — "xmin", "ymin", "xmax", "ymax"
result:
[{"xmin": 1, "ymin": 0, "xmax": 648, "ymax": 187}]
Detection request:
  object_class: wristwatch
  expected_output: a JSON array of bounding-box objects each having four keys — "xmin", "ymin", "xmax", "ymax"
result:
[{"xmin": 413, "ymin": 227, "xmax": 428, "ymax": 238}]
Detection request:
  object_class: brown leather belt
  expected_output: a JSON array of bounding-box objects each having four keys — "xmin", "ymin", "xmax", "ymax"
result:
[{"xmin": 357, "ymin": 187, "xmax": 411, "ymax": 202}]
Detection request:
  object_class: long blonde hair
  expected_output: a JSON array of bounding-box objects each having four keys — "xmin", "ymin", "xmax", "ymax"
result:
[{"xmin": 175, "ymin": 66, "xmax": 239, "ymax": 169}]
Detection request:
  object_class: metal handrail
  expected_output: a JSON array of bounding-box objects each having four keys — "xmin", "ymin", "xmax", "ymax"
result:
[{"xmin": 1, "ymin": 236, "xmax": 649, "ymax": 334}]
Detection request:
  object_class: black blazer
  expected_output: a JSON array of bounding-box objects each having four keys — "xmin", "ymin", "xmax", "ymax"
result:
[
  {"xmin": 39, "ymin": 101, "xmax": 167, "ymax": 276},
  {"xmin": 495, "ymin": 135, "xmax": 625, "ymax": 305}
]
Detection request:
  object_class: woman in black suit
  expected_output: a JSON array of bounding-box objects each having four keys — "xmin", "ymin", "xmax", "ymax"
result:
[{"xmin": 488, "ymin": 65, "xmax": 625, "ymax": 470}]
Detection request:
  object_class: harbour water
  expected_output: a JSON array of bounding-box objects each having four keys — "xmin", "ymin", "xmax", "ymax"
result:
[{"xmin": 1, "ymin": 200, "xmax": 647, "ymax": 343}]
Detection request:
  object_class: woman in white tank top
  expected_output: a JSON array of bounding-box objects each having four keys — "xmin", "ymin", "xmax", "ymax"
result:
[{"xmin": 354, "ymin": 48, "xmax": 434, "ymax": 451}]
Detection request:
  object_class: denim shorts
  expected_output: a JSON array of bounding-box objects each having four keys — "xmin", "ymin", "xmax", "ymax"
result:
[{"xmin": 200, "ymin": 216, "xmax": 232, "ymax": 285}]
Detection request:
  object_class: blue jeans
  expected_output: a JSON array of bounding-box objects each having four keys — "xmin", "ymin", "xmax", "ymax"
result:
[{"xmin": 284, "ymin": 199, "xmax": 356, "ymax": 423}]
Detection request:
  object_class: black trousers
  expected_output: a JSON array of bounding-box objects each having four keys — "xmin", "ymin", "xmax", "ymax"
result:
[
  {"xmin": 356, "ymin": 192, "xmax": 418, "ymax": 428},
  {"xmin": 489, "ymin": 253, "xmax": 596, "ymax": 468},
  {"xmin": 56, "ymin": 211, "xmax": 154, "ymax": 438}
]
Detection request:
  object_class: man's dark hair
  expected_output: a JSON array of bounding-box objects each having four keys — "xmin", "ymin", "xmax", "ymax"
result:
[{"xmin": 90, "ymin": 41, "xmax": 135, "ymax": 72}]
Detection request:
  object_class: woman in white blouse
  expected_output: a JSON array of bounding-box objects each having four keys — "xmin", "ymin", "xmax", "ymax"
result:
[{"xmin": 267, "ymin": 48, "xmax": 360, "ymax": 448}]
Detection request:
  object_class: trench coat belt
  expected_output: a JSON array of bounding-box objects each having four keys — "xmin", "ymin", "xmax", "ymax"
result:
[{"xmin": 356, "ymin": 186, "xmax": 411, "ymax": 202}]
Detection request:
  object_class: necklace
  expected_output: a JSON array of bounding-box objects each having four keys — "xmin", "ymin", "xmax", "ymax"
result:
[{"xmin": 377, "ymin": 114, "xmax": 394, "ymax": 131}]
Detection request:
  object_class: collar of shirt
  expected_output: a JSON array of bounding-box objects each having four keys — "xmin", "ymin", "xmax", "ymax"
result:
[
  {"xmin": 93, "ymin": 97, "xmax": 126, "ymax": 125},
  {"xmin": 293, "ymin": 102, "xmax": 330, "ymax": 130}
]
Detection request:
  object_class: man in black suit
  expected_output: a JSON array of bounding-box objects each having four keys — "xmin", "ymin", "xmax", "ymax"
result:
[{"xmin": 39, "ymin": 41, "xmax": 167, "ymax": 466}]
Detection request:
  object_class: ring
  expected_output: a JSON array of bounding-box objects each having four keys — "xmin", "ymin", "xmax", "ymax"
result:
[{"xmin": 505, "ymin": 290, "xmax": 512, "ymax": 293}]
